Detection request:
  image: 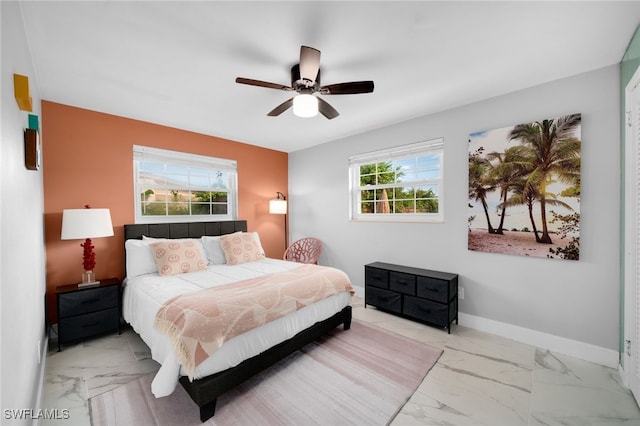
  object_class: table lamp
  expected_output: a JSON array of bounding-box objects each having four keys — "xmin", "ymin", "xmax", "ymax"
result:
[{"xmin": 61, "ymin": 205, "xmax": 114, "ymax": 287}]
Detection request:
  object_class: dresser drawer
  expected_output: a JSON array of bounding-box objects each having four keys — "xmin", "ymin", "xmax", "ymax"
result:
[
  {"xmin": 58, "ymin": 308, "xmax": 119, "ymax": 343},
  {"xmin": 417, "ymin": 276, "xmax": 454, "ymax": 303},
  {"xmin": 403, "ymin": 296, "xmax": 450, "ymax": 327},
  {"xmin": 58, "ymin": 286, "xmax": 118, "ymax": 318},
  {"xmin": 365, "ymin": 266, "xmax": 389, "ymax": 289},
  {"xmin": 365, "ymin": 286, "xmax": 401, "ymax": 314},
  {"xmin": 389, "ymin": 271, "xmax": 416, "ymax": 295}
]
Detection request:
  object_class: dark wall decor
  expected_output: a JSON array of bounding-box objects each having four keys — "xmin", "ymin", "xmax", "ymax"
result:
[
  {"xmin": 468, "ymin": 114, "xmax": 581, "ymax": 260},
  {"xmin": 24, "ymin": 128, "xmax": 40, "ymax": 171}
]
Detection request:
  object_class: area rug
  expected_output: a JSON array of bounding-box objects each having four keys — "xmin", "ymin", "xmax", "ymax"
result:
[{"xmin": 90, "ymin": 320, "xmax": 442, "ymax": 426}]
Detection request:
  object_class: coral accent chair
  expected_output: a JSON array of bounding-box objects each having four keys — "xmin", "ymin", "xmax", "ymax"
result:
[{"xmin": 283, "ymin": 238, "xmax": 322, "ymax": 264}]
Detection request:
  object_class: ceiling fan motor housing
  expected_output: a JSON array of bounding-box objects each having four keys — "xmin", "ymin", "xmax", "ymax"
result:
[{"xmin": 291, "ymin": 64, "xmax": 320, "ymax": 93}]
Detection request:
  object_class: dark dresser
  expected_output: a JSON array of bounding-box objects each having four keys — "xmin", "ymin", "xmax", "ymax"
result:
[{"xmin": 365, "ymin": 262, "xmax": 458, "ymax": 333}]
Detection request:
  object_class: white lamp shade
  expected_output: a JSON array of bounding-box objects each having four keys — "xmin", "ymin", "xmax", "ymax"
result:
[
  {"xmin": 269, "ymin": 199, "xmax": 287, "ymax": 215},
  {"xmin": 293, "ymin": 94, "xmax": 318, "ymax": 118},
  {"xmin": 61, "ymin": 208, "xmax": 114, "ymax": 240}
]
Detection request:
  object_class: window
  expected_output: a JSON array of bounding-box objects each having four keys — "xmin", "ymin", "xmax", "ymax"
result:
[
  {"xmin": 133, "ymin": 145, "xmax": 238, "ymax": 223},
  {"xmin": 349, "ymin": 139, "xmax": 444, "ymax": 222}
]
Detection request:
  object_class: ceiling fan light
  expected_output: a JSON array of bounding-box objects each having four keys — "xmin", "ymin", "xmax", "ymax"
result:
[{"xmin": 293, "ymin": 94, "xmax": 318, "ymax": 118}]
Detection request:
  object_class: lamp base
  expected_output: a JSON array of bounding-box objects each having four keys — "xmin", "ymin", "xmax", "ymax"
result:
[
  {"xmin": 80, "ymin": 270, "xmax": 99, "ymax": 287},
  {"xmin": 78, "ymin": 280, "xmax": 101, "ymax": 288}
]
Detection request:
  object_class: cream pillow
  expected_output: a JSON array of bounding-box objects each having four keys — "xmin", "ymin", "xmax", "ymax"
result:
[
  {"xmin": 149, "ymin": 240, "xmax": 208, "ymax": 276},
  {"xmin": 201, "ymin": 233, "xmax": 240, "ymax": 265},
  {"xmin": 219, "ymin": 232, "xmax": 266, "ymax": 265},
  {"xmin": 125, "ymin": 239, "xmax": 159, "ymax": 279}
]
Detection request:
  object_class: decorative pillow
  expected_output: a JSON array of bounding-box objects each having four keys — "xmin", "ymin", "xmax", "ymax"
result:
[
  {"xmin": 219, "ymin": 232, "xmax": 266, "ymax": 265},
  {"xmin": 149, "ymin": 240, "xmax": 208, "ymax": 276},
  {"xmin": 142, "ymin": 236, "xmax": 209, "ymax": 265}
]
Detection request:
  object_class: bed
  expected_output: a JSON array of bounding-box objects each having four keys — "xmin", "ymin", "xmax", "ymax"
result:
[{"xmin": 122, "ymin": 220, "xmax": 353, "ymax": 422}]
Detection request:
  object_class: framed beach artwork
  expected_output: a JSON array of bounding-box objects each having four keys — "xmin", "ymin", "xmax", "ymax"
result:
[{"xmin": 468, "ymin": 114, "xmax": 581, "ymax": 260}]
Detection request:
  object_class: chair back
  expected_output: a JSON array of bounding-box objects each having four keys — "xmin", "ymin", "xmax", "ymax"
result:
[{"xmin": 283, "ymin": 237, "xmax": 322, "ymax": 264}]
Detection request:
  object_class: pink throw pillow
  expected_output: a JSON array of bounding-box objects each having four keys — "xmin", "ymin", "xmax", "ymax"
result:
[
  {"xmin": 220, "ymin": 232, "xmax": 265, "ymax": 265},
  {"xmin": 150, "ymin": 240, "xmax": 208, "ymax": 276}
]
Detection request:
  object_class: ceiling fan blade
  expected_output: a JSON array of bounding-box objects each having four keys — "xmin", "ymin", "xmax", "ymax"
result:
[
  {"xmin": 267, "ymin": 98, "xmax": 294, "ymax": 116},
  {"xmin": 320, "ymin": 81, "xmax": 374, "ymax": 95},
  {"xmin": 235, "ymin": 77, "xmax": 292, "ymax": 91},
  {"xmin": 317, "ymin": 97, "xmax": 339, "ymax": 120},
  {"xmin": 299, "ymin": 46, "xmax": 321, "ymax": 82}
]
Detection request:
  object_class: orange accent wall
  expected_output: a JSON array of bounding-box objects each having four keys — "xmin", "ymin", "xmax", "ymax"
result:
[{"xmin": 42, "ymin": 101, "xmax": 288, "ymax": 323}]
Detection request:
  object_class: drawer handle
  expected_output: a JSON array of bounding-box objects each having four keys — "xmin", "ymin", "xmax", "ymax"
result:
[
  {"xmin": 82, "ymin": 321, "xmax": 100, "ymax": 328},
  {"xmin": 81, "ymin": 298, "xmax": 100, "ymax": 305}
]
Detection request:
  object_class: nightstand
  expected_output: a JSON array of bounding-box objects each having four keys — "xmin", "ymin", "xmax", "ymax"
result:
[{"xmin": 56, "ymin": 277, "xmax": 121, "ymax": 351}]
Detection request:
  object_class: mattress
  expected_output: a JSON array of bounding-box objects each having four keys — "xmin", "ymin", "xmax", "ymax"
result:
[{"xmin": 122, "ymin": 258, "xmax": 352, "ymax": 397}]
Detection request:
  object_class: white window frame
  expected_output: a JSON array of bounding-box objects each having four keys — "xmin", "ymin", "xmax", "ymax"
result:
[
  {"xmin": 349, "ymin": 138, "xmax": 444, "ymax": 223},
  {"xmin": 133, "ymin": 145, "xmax": 238, "ymax": 224}
]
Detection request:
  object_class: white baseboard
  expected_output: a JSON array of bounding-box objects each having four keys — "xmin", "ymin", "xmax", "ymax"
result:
[
  {"xmin": 353, "ymin": 286, "xmax": 364, "ymax": 299},
  {"xmin": 354, "ymin": 286, "xmax": 619, "ymax": 368},
  {"xmin": 459, "ymin": 312, "xmax": 620, "ymax": 369},
  {"xmin": 620, "ymin": 364, "xmax": 628, "ymax": 388},
  {"xmin": 33, "ymin": 333, "xmax": 49, "ymax": 426}
]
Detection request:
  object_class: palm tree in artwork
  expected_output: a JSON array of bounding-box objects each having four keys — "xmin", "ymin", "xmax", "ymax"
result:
[
  {"xmin": 508, "ymin": 114, "xmax": 581, "ymax": 244},
  {"xmin": 484, "ymin": 146, "xmax": 530, "ymax": 234},
  {"xmin": 499, "ymin": 176, "xmax": 542, "ymax": 239},
  {"xmin": 468, "ymin": 148, "xmax": 497, "ymax": 233},
  {"xmin": 498, "ymin": 176, "xmax": 574, "ymax": 243}
]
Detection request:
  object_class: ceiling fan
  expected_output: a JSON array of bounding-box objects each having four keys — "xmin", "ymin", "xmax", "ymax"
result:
[{"xmin": 235, "ymin": 45, "xmax": 374, "ymax": 119}]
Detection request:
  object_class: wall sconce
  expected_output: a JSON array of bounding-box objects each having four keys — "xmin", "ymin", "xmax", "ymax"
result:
[
  {"xmin": 269, "ymin": 192, "xmax": 288, "ymax": 251},
  {"xmin": 61, "ymin": 205, "xmax": 114, "ymax": 287}
]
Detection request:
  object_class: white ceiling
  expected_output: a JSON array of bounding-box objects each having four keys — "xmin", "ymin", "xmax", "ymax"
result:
[{"xmin": 18, "ymin": 1, "xmax": 640, "ymax": 153}]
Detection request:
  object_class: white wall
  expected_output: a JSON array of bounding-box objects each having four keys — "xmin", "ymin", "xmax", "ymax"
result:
[
  {"xmin": 1, "ymin": 2, "xmax": 47, "ymax": 422},
  {"xmin": 289, "ymin": 65, "xmax": 620, "ymax": 361}
]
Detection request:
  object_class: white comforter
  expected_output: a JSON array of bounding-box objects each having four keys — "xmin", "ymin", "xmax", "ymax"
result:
[{"xmin": 122, "ymin": 258, "xmax": 352, "ymax": 397}]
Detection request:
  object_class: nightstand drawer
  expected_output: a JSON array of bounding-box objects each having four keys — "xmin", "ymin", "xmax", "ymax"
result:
[
  {"xmin": 58, "ymin": 308, "xmax": 119, "ymax": 343},
  {"xmin": 58, "ymin": 286, "xmax": 118, "ymax": 318},
  {"xmin": 389, "ymin": 271, "xmax": 416, "ymax": 295}
]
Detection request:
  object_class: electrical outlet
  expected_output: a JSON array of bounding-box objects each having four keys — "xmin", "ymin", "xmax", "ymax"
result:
[{"xmin": 459, "ymin": 287, "xmax": 465, "ymax": 300}]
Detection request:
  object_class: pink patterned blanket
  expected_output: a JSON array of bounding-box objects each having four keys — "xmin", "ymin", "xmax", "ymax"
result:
[{"xmin": 153, "ymin": 264, "xmax": 354, "ymax": 379}]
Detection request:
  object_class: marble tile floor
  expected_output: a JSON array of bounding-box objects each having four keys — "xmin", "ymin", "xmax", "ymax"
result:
[{"xmin": 42, "ymin": 298, "xmax": 640, "ymax": 426}]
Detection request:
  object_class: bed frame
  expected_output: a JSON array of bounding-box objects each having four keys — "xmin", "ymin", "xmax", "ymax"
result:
[{"xmin": 123, "ymin": 220, "xmax": 352, "ymax": 422}]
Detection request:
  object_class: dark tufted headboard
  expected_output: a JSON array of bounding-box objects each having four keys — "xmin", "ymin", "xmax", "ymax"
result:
[
  {"xmin": 123, "ymin": 221, "xmax": 248, "ymax": 276},
  {"xmin": 124, "ymin": 220, "xmax": 247, "ymax": 241}
]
